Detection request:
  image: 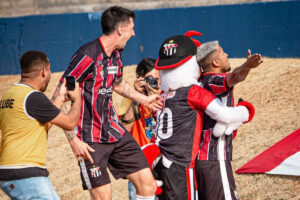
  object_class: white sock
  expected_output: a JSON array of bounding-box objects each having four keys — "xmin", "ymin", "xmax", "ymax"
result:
[{"xmin": 135, "ymin": 195, "xmax": 155, "ymax": 200}]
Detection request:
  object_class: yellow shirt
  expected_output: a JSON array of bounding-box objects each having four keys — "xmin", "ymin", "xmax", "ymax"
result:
[{"xmin": 0, "ymin": 84, "xmax": 48, "ymax": 168}]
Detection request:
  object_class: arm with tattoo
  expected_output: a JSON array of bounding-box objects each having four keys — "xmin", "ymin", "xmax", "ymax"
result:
[
  {"xmin": 51, "ymin": 81, "xmax": 77, "ymax": 141},
  {"xmin": 113, "ymin": 78, "xmax": 163, "ymax": 112}
]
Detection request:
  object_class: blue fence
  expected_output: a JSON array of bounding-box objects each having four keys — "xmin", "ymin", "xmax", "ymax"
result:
[{"xmin": 0, "ymin": 1, "xmax": 299, "ymax": 75}]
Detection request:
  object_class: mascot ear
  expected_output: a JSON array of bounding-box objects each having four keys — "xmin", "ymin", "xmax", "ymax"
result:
[
  {"xmin": 184, "ymin": 30, "xmax": 203, "ymax": 47},
  {"xmin": 184, "ymin": 30, "xmax": 203, "ymax": 37},
  {"xmin": 191, "ymin": 38, "xmax": 201, "ymax": 47}
]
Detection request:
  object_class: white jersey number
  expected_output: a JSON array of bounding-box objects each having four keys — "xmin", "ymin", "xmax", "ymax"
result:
[{"xmin": 157, "ymin": 108, "xmax": 173, "ymax": 139}]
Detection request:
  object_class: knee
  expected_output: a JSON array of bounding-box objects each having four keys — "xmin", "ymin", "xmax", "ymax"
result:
[{"xmin": 137, "ymin": 178, "xmax": 157, "ymax": 195}]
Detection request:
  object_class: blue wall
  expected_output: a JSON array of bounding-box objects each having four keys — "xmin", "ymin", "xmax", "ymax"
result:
[{"xmin": 0, "ymin": 1, "xmax": 299, "ymax": 75}]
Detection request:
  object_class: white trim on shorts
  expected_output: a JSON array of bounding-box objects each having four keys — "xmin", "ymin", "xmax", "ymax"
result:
[
  {"xmin": 79, "ymin": 160, "xmax": 92, "ymax": 189},
  {"xmin": 188, "ymin": 168, "xmax": 196, "ymax": 200},
  {"xmin": 218, "ymin": 136, "xmax": 232, "ymax": 200}
]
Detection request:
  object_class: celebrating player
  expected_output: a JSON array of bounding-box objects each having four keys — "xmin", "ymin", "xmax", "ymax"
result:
[
  {"xmin": 195, "ymin": 41, "xmax": 263, "ymax": 200},
  {"xmin": 52, "ymin": 6, "xmax": 162, "ymax": 200}
]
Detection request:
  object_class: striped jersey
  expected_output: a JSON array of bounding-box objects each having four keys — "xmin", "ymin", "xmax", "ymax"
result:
[
  {"xmin": 61, "ymin": 36, "xmax": 126, "ymax": 143},
  {"xmin": 156, "ymin": 85, "xmax": 215, "ymax": 168},
  {"xmin": 197, "ymin": 73, "xmax": 234, "ymax": 161}
]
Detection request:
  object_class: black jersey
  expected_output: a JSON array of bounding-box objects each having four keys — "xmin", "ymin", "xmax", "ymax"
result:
[
  {"xmin": 156, "ymin": 85, "xmax": 215, "ymax": 168},
  {"xmin": 198, "ymin": 73, "xmax": 234, "ymax": 161},
  {"xmin": 61, "ymin": 36, "xmax": 126, "ymax": 144}
]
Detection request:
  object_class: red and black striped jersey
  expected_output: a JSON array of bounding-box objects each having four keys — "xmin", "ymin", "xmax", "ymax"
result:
[
  {"xmin": 61, "ymin": 36, "xmax": 126, "ymax": 143},
  {"xmin": 156, "ymin": 85, "xmax": 215, "ymax": 168},
  {"xmin": 197, "ymin": 73, "xmax": 234, "ymax": 161}
]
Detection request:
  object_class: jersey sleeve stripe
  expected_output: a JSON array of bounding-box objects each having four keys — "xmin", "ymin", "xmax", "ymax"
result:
[{"xmin": 70, "ymin": 55, "xmax": 94, "ymax": 80}]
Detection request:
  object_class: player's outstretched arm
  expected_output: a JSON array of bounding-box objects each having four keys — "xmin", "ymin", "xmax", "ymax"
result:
[
  {"xmin": 226, "ymin": 50, "xmax": 263, "ymax": 88},
  {"xmin": 113, "ymin": 78, "xmax": 163, "ymax": 112}
]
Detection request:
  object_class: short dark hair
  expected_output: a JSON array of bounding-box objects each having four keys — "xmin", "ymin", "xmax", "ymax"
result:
[
  {"xmin": 101, "ymin": 6, "xmax": 136, "ymax": 35},
  {"xmin": 136, "ymin": 58, "xmax": 156, "ymax": 78},
  {"xmin": 20, "ymin": 50, "xmax": 49, "ymax": 73}
]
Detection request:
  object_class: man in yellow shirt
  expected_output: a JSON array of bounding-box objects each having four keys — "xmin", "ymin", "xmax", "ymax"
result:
[{"xmin": 0, "ymin": 50, "xmax": 82, "ymax": 199}]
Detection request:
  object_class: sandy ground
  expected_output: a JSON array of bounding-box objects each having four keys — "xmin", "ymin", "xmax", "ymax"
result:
[{"xmin": 0, "ymin": 58, "xmax": 299, "ymax": 200}]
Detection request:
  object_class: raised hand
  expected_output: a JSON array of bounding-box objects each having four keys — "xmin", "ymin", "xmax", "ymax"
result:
[
  {"xmin": 134, "ymin": 77, "xmax": 146, "ymax": 94},
  {"xmin": 245, "ymin": 49, "xmax": 263, "ymax": 69},
  {"xmin": 66, "ymin": 82, "xmax": 81, "ymax": 102},
  {"xmin": 57, "ymin": 80, "xmax": 67, "ymax": 101}
]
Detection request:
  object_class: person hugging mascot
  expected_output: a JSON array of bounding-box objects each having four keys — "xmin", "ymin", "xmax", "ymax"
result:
[{"xmin": 142, "ymin": 32, "xmax": 255, "ymax": 200}]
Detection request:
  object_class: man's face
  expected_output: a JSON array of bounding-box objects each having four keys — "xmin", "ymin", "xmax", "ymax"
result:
[
  {"xmin": 216, "ymin": 45, "xmax": 231, "ymax": 73},
  {"xmin": 41, "ymin": 63, "xmax": 51, "ymax": 92},
  {"xmin": 119, "ymin": 17, "xmax": 135, "ymax": 49}
]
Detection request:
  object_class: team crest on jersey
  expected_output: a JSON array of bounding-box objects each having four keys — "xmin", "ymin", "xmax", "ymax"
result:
[
  {"xmin": 161, "ymin": 91, "xmax": 176, "ymax": 100},
  {"xmin": 163, "ymin": 40, "xmax": 178, "ymax": 56},
  {"xmin": 107, "ymin": 65, "xmax": 118, "ymax": 74},
  {"xmin": 90, "ymin": 166, "xmax": 101, "ymax": 178}
]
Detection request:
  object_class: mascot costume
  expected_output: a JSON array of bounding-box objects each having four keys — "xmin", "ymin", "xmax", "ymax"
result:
[{"xmin": 142, "ymin": 33, "xmax": 254, "ymax": 200}]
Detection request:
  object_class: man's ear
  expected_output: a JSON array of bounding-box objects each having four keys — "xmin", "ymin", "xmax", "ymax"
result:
[
  {"xmin": 41, "ymin": 67, "xmax": 46, "ymax": 78},
  {"xmin": 212, "ymin": 58, "xmax": 221, "ymax": 68},
  {"xmin": 117, "ymin": 25, "xmax": 123, "ymax": 36}
]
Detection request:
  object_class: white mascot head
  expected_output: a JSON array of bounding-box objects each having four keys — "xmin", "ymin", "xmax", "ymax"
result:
[{"xmin": 154, "ymin": 34, "xmax": 202, "ymax": 92}]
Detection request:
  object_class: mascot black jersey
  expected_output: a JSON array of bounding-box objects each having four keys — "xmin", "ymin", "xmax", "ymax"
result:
[{"xmin": 156, "ymin": 85, "xmax": 215, "ymax": 168}]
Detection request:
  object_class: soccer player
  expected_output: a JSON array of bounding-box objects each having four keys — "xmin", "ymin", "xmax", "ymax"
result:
[
  {"xmin": 0, "ymin": 50, "xmax": 81, "ymax": 199},
  {"xmin": 52, "ymin": 6, "xmax": 162, "ymax": 200},
  {"xmin": 195, "ymin": 41, "xmax": 263, "ymax": 200}
]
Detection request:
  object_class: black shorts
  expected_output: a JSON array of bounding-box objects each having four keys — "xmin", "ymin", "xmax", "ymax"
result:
[
  {"xmin": 195, "ymin": 160, "xmax": 239, "ymax": 200},
  {"xmin": 79, "ymin": 131, "xmax": 149, "ymax": 190},
  {"xmin": 153, "ymin": 158, "xmax": 198, "ymax": 200}
]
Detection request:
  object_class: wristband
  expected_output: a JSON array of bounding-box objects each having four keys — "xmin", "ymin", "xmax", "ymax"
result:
[
  {"xmin": 120, "ymin": 115, "xmax": 136, "ymax": 124},
  {"xmin": 120, "ymin": 102, "xmax": 141, "ymax": 124}
]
